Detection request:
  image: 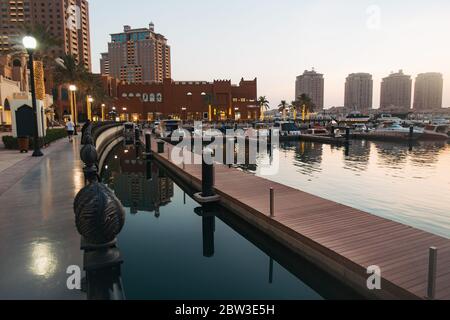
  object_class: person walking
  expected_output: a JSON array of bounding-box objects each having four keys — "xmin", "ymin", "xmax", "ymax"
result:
[{"xmin": 66, "ymin": 119, "xmax": 75, "ymax": 142}]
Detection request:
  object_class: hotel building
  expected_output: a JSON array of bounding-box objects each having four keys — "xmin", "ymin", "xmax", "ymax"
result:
[
  {"xmin": 413, "ymin": 73, "xmax": 444, "ymax": 111},
  {"xmin": 295, "ymin": 69, "xmax": 324, "ymax": 110},
  {"xmin": 101, "ymin": 24, "xmax": 171, "ymax": 84},
  {"xmin": 344, "ymin": 73, "xmax": 373, "ymax": 112},
  {"xmin": 380, "ymin": 70, "xmax": 412, "ymax": 110},
  {"xmin": 0, "ymin": 0, "xmax": 91, "ymax": 70}
]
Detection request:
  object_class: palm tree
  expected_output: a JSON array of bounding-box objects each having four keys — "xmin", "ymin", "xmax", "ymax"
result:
[
  {"xmin": 53, "ymin": 54, "xmax": 89, "ymax": 88},
  {"xmin": 53, "ymin": 54, "xmax": 91, "ymax": 121},
  {"xmin": 257, "ymin": 96, "xmax": 270, "ymax": 121},
  {"xmin": 278, "ymin": 100, "xmax": 290, "ymax": 120},
  {"xmin": 295, "ymin": 93, "xmax": 315, "ymax": 115},
  {"xmin": 17, "ymin": 24, "xmax": 62, "ymax": 63}
]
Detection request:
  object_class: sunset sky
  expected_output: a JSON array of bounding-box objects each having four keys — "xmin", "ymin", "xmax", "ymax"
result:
[{"xmin": 90, "ymin": 0, "xmax": 450, "ymax": 109}]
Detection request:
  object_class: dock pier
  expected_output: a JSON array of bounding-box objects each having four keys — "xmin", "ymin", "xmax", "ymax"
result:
[{"xmin": 149, "ymin": 137, "xmax": 450, "ymax": 300}]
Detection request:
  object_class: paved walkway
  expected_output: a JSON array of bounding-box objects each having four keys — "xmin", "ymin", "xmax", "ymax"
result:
[{"xmin": 0, "ymin": 137, "xmax": 85, "ymax": 299}]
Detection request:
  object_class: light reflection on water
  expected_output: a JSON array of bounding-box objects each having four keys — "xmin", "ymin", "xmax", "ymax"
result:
[
  {"xmin": 101, "ymin": 144, "xmax": 360, "ymax": 300},
  {"xmin": 251, "ymin": 140, "xmax": 450, "ymax": 238}
]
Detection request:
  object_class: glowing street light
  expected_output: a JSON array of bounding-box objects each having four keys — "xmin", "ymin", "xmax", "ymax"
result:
[
  {"xmin": 23, "ymin": 35, "xmax": 43, "ymax": 157},
  {"xmin": 69, "ymin": 84, "xmax": 78, "ymax": 134},
  {"xmin": 23, "ymin": 36, "xmax": 37, "ymax": 50},
  {"xmin": 101, "ymin": 103, "xmax": 106, "ymax": 121},
  {"xmin": 86, "ymin": 96, "xmax": 94, "ymax": 121}
]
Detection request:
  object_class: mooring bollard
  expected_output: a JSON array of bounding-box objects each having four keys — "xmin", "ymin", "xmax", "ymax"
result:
[
  {"xmin": 270, "ymin": 188, "xmax": 275, "ymax": 218},
  {"xmin": 202, "ymin": 148, "xmax": 215, "ymax": 198},
  {"xmin": 135, "ymin": 127, "xmax": 141, "ymax": 145},
  {"xmin": 409, "ymin": 126, "xmax": 414, "ymax": 140},
  {"xmin": 145, "ymin": 133, "xmax": 151, "ymax": 155},
  {"xmin": 427, "ymin": 247, "xmax": 438, "ymax": 299},
  {"xmin": 157, "ymin": 140, "xmax": 165, "ymax": 154}
]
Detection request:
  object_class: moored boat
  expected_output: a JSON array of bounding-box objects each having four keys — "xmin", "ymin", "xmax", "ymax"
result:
[{"xmin": 420, "ymin": 124, "xmax": 449, "ymax": 140}]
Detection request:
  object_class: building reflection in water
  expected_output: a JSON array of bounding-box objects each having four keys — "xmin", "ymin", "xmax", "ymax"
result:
[
  {"xmin": 342, "ymin": 140, "xmax": 371, "ymax": 173},
  {"xmin": 104, "ymin": 145, "xmax": 174, "ymax": 216},
  {"xmin": 286, "ymin": 141, "xmax": 324, "ymax": 177}
]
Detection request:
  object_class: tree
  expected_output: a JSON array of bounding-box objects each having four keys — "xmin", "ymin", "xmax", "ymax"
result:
[
  {"xmin": 257, "ymin": 96, "xmax": 270, "ymax": 121},
  {"xmin": 295, "ymin": 93, "xmax": 315, "ymax": 115},
  {"xmin": 278, "ymin": 100, "xmax": 290, "ymax": 120},
  {"xmin": 257, "ymin": 96, "xmax": 270, "ymax": 111},
  {"xmin": 19, "ymin": 24, "xmax": 61, "ymax": 62},
  {"xmin": 6, "ymin": 24, "xmax": 62, "ymax": 67},
  {"xmin": 53, "ymin": 54, "xmax": 89, "ymax": 88}
]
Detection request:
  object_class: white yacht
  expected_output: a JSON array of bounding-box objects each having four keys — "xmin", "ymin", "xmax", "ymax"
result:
[{"xmin": 368, "ymin": 121, "xmax": 423, "ymax": 140}]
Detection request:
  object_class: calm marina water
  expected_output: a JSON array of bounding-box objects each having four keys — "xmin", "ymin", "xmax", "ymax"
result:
[
  {"xmin": 101, "ymin": 139, "xmax": 450, "ymax": 299},
  {"xmin": 101, "ymin": 143, "xmax": 359, "ymax": 300},
  {"xmin": 251, "ymin": 140, "xmax": 450, "ymax": 239}
]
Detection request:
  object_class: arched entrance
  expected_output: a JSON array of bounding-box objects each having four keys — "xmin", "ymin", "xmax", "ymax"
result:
[
  {"xmin": 15, "ymin": 104, "xmax": 35, "ymax": 137},
  {"xmin": 1, "ymin": 98, "xmax": 12, "ymax": 125}
]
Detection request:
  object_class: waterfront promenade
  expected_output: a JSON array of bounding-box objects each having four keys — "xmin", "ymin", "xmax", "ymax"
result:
[
  {"xmin": 151, "ymin": 139, "xmax": 450, "ymax": 300},
  {"xmin": 0, "ymin": 138, "xmax": 85, "ymax": 299}
]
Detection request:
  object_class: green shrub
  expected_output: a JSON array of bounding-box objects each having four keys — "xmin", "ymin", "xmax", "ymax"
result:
[{"xmin": 2, "ymin": 128, "xmax": 68, "ymax": 150}]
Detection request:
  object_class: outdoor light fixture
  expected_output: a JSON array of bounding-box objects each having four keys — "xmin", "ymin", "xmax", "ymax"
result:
[
  {"xmin": 88, "ymin": 97, "xmax": 94, "ymax": 103},
  {"xmin": 187, "ymin": 92, "xmax": 193, "ymax": 96},
  {"xmin": 22, "ymin": 35, "xmax": 43, "ymax": 157},
  {"xmin": 22, "ymin": 36, "xmax": 37, "ymax": 50},
  {"xmin": 68, "ymin": 84, "xmax": 78, "ymax": 134},
  {"xmin": 201, "ymin": 92, "xmax": 206, "ymax": 96},
  {"xmin": 122, "ymin": 107, "xmax": 127, "ymax": 111}
]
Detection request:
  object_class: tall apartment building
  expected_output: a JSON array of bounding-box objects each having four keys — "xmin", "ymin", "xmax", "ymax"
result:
[
  {"xmin": 380, "ymin": 70, "xmax": 412, "ymax": 110},
  {"xmin": 413, "ymin": 73, "xmax": 443, "ymax": 111},
  {"xmin": 100, "ymin": 52, "xmax": 110, "ymax": 75},
  {"xmin": 101, "ymin": 23, "xmax": 171, "ymax": 84},
  {"xmin": 295, "ymin": 69, "xmax": 324, "ymax": 110},
  {"xmin": 344, "ymin": 73, "xmax": 373, "ymax": 112},
  {"xmin": 0, "ymin": 0, "xmax": 91, "ymax": 70}
]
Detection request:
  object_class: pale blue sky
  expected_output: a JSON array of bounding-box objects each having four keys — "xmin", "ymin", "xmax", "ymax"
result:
[{"xmin": 90, "ymin": 0, "xmax": 450, "ymax": 109}]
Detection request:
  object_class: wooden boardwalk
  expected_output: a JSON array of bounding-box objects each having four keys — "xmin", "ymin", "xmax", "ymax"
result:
[{"xmin": 150, "ymin": 139, "xmax": 450, "ymax": 300}]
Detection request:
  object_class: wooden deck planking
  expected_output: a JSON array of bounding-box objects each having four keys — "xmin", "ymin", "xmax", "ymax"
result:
[{"xmin": 151, "ymin": 140, "xmax": 450, "ymax": 300}]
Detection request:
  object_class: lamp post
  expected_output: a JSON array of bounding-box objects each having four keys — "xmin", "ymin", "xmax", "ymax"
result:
[
  {"xmin": 101, "ymin": 104, "xmax": 106, "ymax": 122},
  {"xmin": 69, "ymin": 84, "xmax": 78, "ymax": 135},
  {"xmin": 201, "ymin": 92, "xmax": 212, "ymax": 122},
  {"xmin": 87, "ymin": 96, "xmax": 94, "ymax": 121},
  {"xmin": 23, "ymin": 36, "xmax": 43, "ymax": 157}
]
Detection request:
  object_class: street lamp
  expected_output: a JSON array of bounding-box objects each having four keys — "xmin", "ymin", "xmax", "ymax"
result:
[
  {"xmin": 101, "ymin": 103, "xmax": 106, "ymax": 121},
  {"xmin": 87, "ymin": 96, "xmax": 94, "ymax": 121},
  {"xmin": 23, "ymin": 36, "xmax": 43, "ymax": 157},
  {"xmin": 69, "ymin": 84, "xmax": 78, "ymax": 135},
  {"xmin": 202, "ymin": 92, "xmax": 212, "ymax": 122}
]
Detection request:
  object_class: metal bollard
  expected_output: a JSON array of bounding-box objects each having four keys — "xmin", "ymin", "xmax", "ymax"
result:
[
  {"xmin": 345, "ymin": 127, "xmax": 351, "ymax": 142},
  {"xmin": 145, "ymin": 133, "xmax": 151, "ymax": 154},
  {"xmin": 157, "ymin": 141, "xmax": 165, "ymax": 154},
  {"xmin": 135, "ymin": 128, "xmax": 140, "ymax": 145},
  {"xmin": 427, "ymin": 247, "xmax": 438, "ymax": 299},
  {"xmin": 202, "ymin": 149, "xmax": 215, "ymax": 197},
  {"xmin": 409, "ymin": 126, "xmax": 414, "ymax": 140},
  {"xmin": 270, "ymin": 188, "xmax": 275, "ymax": 218}
]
